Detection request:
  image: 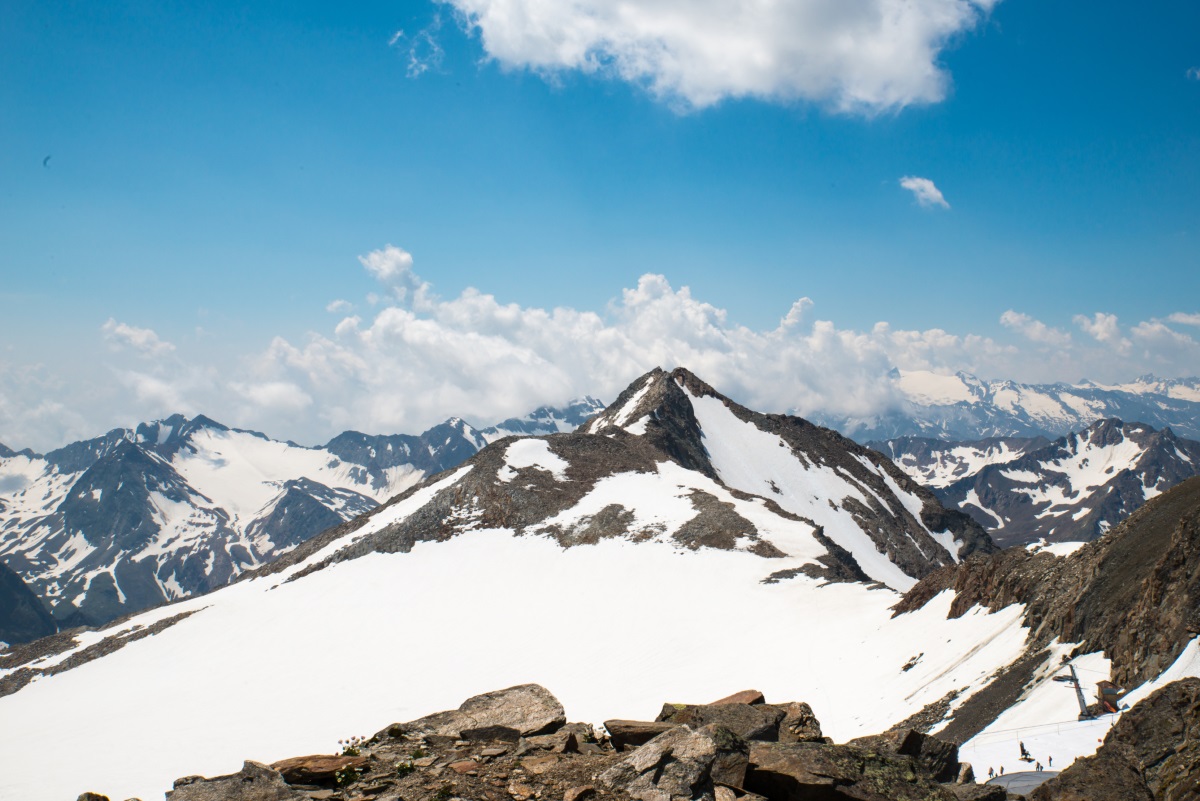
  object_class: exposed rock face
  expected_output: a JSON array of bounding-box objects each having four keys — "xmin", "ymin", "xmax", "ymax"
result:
[
  {"xmin": 1032, "ymin": 678, "xmax": 1200, "ymax": 801},
  {"xmin": 0, "ymin": 559, "xmax": 56, "ymax": 646},
  {"xmin": 896, "ymin": 476, "xmax": 1200, "ymax": 692},
  {"xmin": 385, "ymin": 683, "xmax": 566, "ymax": 739},
  {"xmin": 165, "ymin": 761, "xmax": 304, "ymax": 801}
]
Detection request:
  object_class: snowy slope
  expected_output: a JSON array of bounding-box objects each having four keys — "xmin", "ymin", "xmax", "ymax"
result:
[
  {"xmin": 816, "ymin": 369, "xmax": 1200, "ymax": 442},
  {"xmin": 0, "ymin": 400, "xmax": 605, "ymax": 627}
]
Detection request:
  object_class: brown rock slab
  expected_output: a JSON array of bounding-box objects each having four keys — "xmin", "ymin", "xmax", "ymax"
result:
[
  {"xmin": 714, "ymin": 787, "xmax": 737, "ymax": 801},
  {"xmin": 563, "ymin": 785, "xmax": 596, "ymax": 801},
  {"xmin": 77, "ymin": 794, "xmax": 111, "ymax": 801},
  {"xmin": 604, "ymin": 719, "xmax": 678, "ymax": 750},
  {"xmin": 448, "ymin": 760, "xmax": 482, "ymax": 774},
  {"xmin": 270, "ymin": 755, "xmax": 369, "ymax": 786},
  {"xmin": 710, "ymin": 690, "xmax": 766, "ymax": 706}
]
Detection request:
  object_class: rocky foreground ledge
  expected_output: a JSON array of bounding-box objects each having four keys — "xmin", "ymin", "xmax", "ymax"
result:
[{"xmin": 73, "ymin": 680, "xmax": 1200, "ymax": 801}]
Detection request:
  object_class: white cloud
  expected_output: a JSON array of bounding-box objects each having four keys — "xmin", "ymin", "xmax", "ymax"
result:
[
  {"xmin": 441, "ymin": 0, "xmax": 998, "ymax": 112},
  {"xmin": 1000, "ymin": 310, "xmax": 1072, "ymax": 346},
  {"xmin": 5, "ymin": 246, "xmax": 1200, "ymax": 452},
  {"xmin": 899, "ymin": 176, "xmax": 950, "ymax": 209},
  {"xmin": 1168, "ymin": 312, "xmax": 1200, "ymax": 326},
  {"xmin": 1188, "ymin": 67, "xmax": 1200, "ymax": 81},
  {"xmin": 101, "ymin": 319, "xmax": 176, "ymax": 357},
  {"xmin": 1074, "ymin": 312, "xmax": 1132, "ymax": 355},
  {"xmin": 359, "ymin": 244, "xmax": 434, "ymax": 308},
  {"xmin": 326, "ymin": 299, "xmax": 354, "ymax": 314}
]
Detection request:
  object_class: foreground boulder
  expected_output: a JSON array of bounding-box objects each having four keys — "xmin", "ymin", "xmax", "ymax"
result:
[
  {"xmin": 658, "ymin": 703, "xmax": 786, "ymax": 742},
  {"xmin": 382, "ymin": 683, "xmax": 566, "ymax": 740},
  {"xmin": 847, "ymin": 728, "xmax": 961, "ymax": 782},
  {"xmin": 1031, "ymin": 677, "xmax": 1200, "ymax": 801},
  {"xmin": 599, "ymin": 725, "xmax": 749, "ymax": 801},
  {"xmin": 745, "ymin": 741, "xmax": 958, "ymax": 801},
  {"xmin": 165, "ymin": 761, "xmax": 304, "ymax": 801}
]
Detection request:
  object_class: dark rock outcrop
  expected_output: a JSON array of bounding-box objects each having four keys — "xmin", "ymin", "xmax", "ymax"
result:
[
  {"xmin": 744, "ymin": 741, "xmax": 958, "ymax": 801},
  {"xmin": 0, "ymin": 558, "xmax": 57, "ymax": 646}
]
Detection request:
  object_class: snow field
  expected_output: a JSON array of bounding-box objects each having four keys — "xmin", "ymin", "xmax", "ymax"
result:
[
  {"xmin": 0, "ymin": 529, "xmax": 1033, "ymax": 801},
  {"xmin": 498, "ymin": 440, "xmax": 570, "ymax": 482}
]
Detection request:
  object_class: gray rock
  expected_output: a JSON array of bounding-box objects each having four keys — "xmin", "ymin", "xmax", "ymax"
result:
[
  {"xmin": 599, "ymin": 726, "xmax": 728, "ymax": 801},
  {"xmin": 846, "ymin": 728, "xmax": 960, "ymax": 782},
  {"xmin": 947, "ymin": 785, "xmax": 1007, "ymax": 801},
  {"xmin": 165, "ymin": 761, "xmax": 304, "ymax": 801},
  {"xmin": 384, "ymin": 684, "xmax": 566, "ymax": 740},
  {"xmin": 745, "ymin": 741, "xmax": 957, "ymax": 801},
  {"xmin": 658, "ymin": 703, "xmax": 785, "ymax": 742}
]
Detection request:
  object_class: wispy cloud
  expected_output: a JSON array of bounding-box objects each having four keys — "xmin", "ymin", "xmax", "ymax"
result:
[
  {"xmin": 391, "ymin": 15, "xmax": 445, "ymax": 78},
  {"xmin": 1000, "ymin": 310, "xmax": 1072, "ymax": 346},
  {"xmin": 326, "ymin": 299, "xmax": 354, "ymax": 314},
  {"xmin": 1168, "ymin": 312, "xmax": 1200, "ymax": 326},
  {"xmin": 899, "ymin": 176, "xmax": 950, "ymax": 209},
  {"xmin": 1188, "ymin": 67, "xmax": 1200, "ymax": 81},
  {"xmin": 101, "ymin": 319, "xmax": 176, "ymax": 357},
  {"xmin": 441, "ymin": 0, "xmax": 999, "ymax": 113}
]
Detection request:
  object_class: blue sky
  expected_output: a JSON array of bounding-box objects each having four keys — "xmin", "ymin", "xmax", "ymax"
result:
[{"xmin": 2, "ymin": 0, "xmax": 1199, "ymax": 449}]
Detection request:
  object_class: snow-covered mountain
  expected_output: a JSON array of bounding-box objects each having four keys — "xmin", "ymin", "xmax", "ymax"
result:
[
  {"xmin": 931, "ymin": 419, "xmax": 1200, "ymax": 546},
  {"xmin": 816, "ymin": 369, "xmax": 1200, "ymax": 442},
  {"xmin": 0, "ymin": 401, "xmax": 603, "ymax": 628},
  {"xmin": 874, "ymin": 420, "xmax": 1200, "ymax": 546},
  {"xmin": 868, "ymin": 434, "xmax": 1052, "ymax": 489},
  {"xmin": 5, "ymin": 368, "xmax": 1200, "ymax": 801}
]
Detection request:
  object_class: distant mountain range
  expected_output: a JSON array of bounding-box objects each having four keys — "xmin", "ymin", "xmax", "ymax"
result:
[
  {"xmin": 0, "ymin": 398, "xmax": 603, "ymax": 627},
  {"xmin": 874, "ymin": 418, "xmax": 1200, "ymax": 546},
  {"xmin": 815, "ymin": 370, "xmax": 1200, "ymax": 442},
  {"xmin": 7, "ymin": 368, "xmax": 1200, "ymax": 801}
]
